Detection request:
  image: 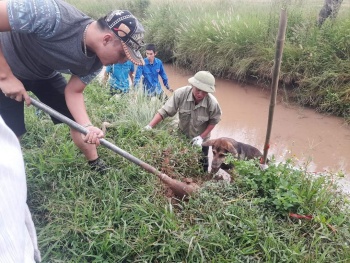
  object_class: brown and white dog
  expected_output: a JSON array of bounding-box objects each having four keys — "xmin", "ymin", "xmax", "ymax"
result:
[{"xmin": 202, "ymin": 137, "xmax": 263, "ymax": 173}]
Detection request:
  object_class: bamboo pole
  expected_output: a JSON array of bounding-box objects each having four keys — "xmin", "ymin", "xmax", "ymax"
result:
[{"xmin": 261, "ymin": 9, "xmax": 288, "ymax": 166}]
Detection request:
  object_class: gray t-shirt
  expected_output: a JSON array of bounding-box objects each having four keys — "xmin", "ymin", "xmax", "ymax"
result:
[{"xmin": 0, "ymin": 0, "xmax": 102, "ymax": 84}]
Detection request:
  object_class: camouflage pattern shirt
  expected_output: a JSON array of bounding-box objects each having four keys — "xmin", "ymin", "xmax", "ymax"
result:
[{"xmin": 158, "ymin": 86, "xmax": 222, "ymax": 141}]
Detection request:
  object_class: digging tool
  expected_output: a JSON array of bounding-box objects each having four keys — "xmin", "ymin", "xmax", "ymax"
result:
[{"xmin": 30, "ymin": 97, "xmax": 199, "ymax": 198}]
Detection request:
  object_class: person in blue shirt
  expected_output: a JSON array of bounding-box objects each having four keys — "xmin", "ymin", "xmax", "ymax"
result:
[
  {"xmin": 134, "ymin": 43, "xmax": 173, "ymax": 97},
  {"xmin": 104, "ymin": 60, "xmax": 134, "ymax": 95}
]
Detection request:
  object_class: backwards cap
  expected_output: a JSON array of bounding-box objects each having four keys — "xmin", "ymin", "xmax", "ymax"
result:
[{"xmin": 104, "ymin": 10, "xmax": 145, "ymax": 65}]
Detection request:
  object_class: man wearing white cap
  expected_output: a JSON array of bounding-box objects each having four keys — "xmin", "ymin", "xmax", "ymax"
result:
[
  {"xmin": 0, "ymin": 0, "xmax": 145, "ymax": 173},
  {"xmin": 145, "ymin": 71, "xmax": 222, "ymax": 172}
]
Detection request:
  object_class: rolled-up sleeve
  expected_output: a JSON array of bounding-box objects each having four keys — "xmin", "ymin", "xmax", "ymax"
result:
[
  {"xmin": 209, "ymin": 103, "xmax": 222, "ymax": 125},
  {"xmin": 157, "ymin": 92, "xmax": 179, "ymax": 119}
]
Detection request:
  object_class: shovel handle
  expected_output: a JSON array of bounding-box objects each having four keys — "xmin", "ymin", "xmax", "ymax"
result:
[{"xmin": 30, "ymin": 97, "xmax": 161, "ymax": 176}]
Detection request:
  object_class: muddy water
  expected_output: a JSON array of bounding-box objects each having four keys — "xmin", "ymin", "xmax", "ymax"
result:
[{"xmin": 164, "ymin": 64, "xmax": 350, "ymax": 191}]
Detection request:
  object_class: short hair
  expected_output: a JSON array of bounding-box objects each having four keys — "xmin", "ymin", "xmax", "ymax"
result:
[
  {"xmin": 97, "ymin": 17, "xmax": 111, "ymax": 31},
  {"xmin": 145, "ymin": 43, "xmax": 156, "ymax": 53}
]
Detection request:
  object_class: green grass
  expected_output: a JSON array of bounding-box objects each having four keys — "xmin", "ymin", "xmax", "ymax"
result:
[
  {"xmin": 66, "ymin": 0, "xmax": 350, "ymax": 121},
  {"xmin": 65, "ymin": 0, "xmax": 151, "ymax": 19},
  {"xmin": 24, "ymin": 0, "xmax": 350, "ymax": 261},
  {"xmin": 143, "ymin": 0, "xmax": 350, "ymax": 122},
  {"xmin": 24, "ymin": 81, "xmax": 350, "ymax": 262}
]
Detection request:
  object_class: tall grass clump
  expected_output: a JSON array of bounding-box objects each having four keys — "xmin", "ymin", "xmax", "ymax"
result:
[
  {"xmin": 175, "ymin": 9, "xmax": 274, "ymax": 80},
  {"xmin": 288, "ymin": 18, "xmax": 350, "ymax": 119},
  {"xmin": 144, "ymin": 0, "xmax": 350, "ymax": 122},
  {"xmin": 22, "ymin": 80, "xmax": 350, "ymax": 262},
  {"xmin": 65, "ymin": 0, "xmax": 350, "ymax": 120},
  {"xmin": 143, "ymin": 2, "xmax": 184, "ymax": 62},
  {"xmin": 66, "ymin": 0, "xmax": 150, "ymax": 19}
]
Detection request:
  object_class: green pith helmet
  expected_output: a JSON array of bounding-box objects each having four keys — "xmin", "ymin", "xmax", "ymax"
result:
[{"xmin": 188, "ymin": 71, "xmax": 215, "ymax": 93}]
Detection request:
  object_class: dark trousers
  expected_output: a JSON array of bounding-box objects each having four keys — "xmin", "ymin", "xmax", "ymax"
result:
[
  {"xmin": 0, "ymin": 74, "xmax": 71, "ymax": 136},
  {"xmin": 200, "ymin": 146, "xmax": 209, "ymax": 172},
  {"xmin": 110, "ymin": 87, "xmax": 128, "ymax": 96}
]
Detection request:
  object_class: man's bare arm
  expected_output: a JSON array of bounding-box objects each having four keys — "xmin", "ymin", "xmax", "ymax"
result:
[
  {"xmin": 200, "ymin": 124, "xmax": 216, "ymax": 139},
  {"xmin": 0, "ymin": 1, "xmax": 31, "ymax": 105},
  {"xmin": 0, "ymin": 1, "xmax": 11, "ymax": 31},
  {"xmin": 64, "ymin": 75, "xmax": 104, "ymax": 144}
]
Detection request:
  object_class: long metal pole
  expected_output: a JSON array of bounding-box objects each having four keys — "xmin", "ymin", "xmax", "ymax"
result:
[
  {"xmin": 262, "ymin": 9, "xmax": 288, "ymax": 165},
  {"xmin": 30, "ymin": 97, "xmax": 199, "ymax": 198}
]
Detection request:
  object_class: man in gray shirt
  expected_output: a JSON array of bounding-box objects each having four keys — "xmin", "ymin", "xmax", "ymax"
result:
[{"xmin": 0, "ymin": 0, "xmax": 145, "ymax": 173}]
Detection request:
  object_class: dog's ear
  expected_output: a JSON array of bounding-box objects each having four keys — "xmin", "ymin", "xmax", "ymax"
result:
[
  {"xmin": 202, "ymin": 139, "xmax": 216, "ymax": 147},
  {"xmin": 227, "ymin": 143, "xmax": 238, "ymax": 156}
]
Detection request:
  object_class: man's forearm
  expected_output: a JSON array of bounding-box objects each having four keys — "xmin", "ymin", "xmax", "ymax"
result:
[
  {"xmin": 134, "ymin": 67, "xmax": 143, "ymax": 87},
  {"xmin": 102, "ymin": 71, "xmax": 108, "ymax": 84},
  {"xmin": 64, "ymin": 76, "xmax": 91, "ymax": 126},
  {"xmin": 0, "ymin": 1, "xmax": 11, "ymax": 32},
  {"xmin": 148, "ymin": 113, "xmax": 164, "ymax": 128},
  {"xmin": 0, "ymin": 45, "xmax": 13, "ymax": 81},
  {"xmin": 129, "ymin": 72, "xmax": 134, "ymax": 84},
  {"xmin": 200, "ymin": 124, "xmax": 216, "ymax": 139},
  {"xmin": 0, "ymin": 45, "xmax": 31, "ymax": 103}
]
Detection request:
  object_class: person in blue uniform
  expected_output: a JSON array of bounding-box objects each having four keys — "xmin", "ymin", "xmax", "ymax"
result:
[
  {"xmin": 104, "ymin": 60, "xmax": 134, "ymax": 95},
  {"xmin": 134, "ymin": 43, "xmax": 173, "ymax": 97}
]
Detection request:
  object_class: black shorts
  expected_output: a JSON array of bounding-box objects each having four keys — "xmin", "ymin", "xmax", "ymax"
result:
[
  {"xmin": 0, "ymin": 73, "xmax": 74, "ymax": 137},
  {"xmin": 110, "ymin": 86, "xmax": 128, "ymax": 95}
]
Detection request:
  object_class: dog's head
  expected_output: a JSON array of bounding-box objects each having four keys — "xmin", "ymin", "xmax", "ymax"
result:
[{"xmin": 202, "ymin": 138, "xmax": 238, "ymax": 173}]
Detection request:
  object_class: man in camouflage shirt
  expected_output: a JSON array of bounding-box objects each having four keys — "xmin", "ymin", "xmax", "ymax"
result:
[{"xmin": 145, "ymin": 71, "xmax": 222, "ymax": 172}]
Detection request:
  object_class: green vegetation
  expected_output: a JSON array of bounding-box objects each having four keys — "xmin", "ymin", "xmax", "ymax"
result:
[
  {"xmin": 25, "ymin": 83, "xmax": 350, "ymax": 262},
  {"xmin": 67, "ymin": 0, "xmax": 350, "ymax": 122},
  {"xmin": 144, "ymin": 0, "xmax": 350, "ymax": 122},
  {"xmin": 66, "ymin": 0, "xmax": 151, "ymax": 19},
  {"xmin": 23, "ymin": 0, "xmax": 350, "ymax": 261}
]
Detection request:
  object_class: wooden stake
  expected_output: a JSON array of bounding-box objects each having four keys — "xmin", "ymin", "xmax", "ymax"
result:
[{"xmin": 262, "ymin": 9, "xmax": 288, "ymax": 165}]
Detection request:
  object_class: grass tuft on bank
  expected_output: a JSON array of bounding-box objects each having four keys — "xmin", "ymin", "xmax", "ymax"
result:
[
  {"xmin": 23, "ymin": 81, "xmax": 350, "ymax": 262},
  {"xmin": 65, "ymin": 0, "xmax": 350, "ymax": 122},
  {"xmin": 143, "ymin": 0, "xmax": 350, "ymax": 122}
]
